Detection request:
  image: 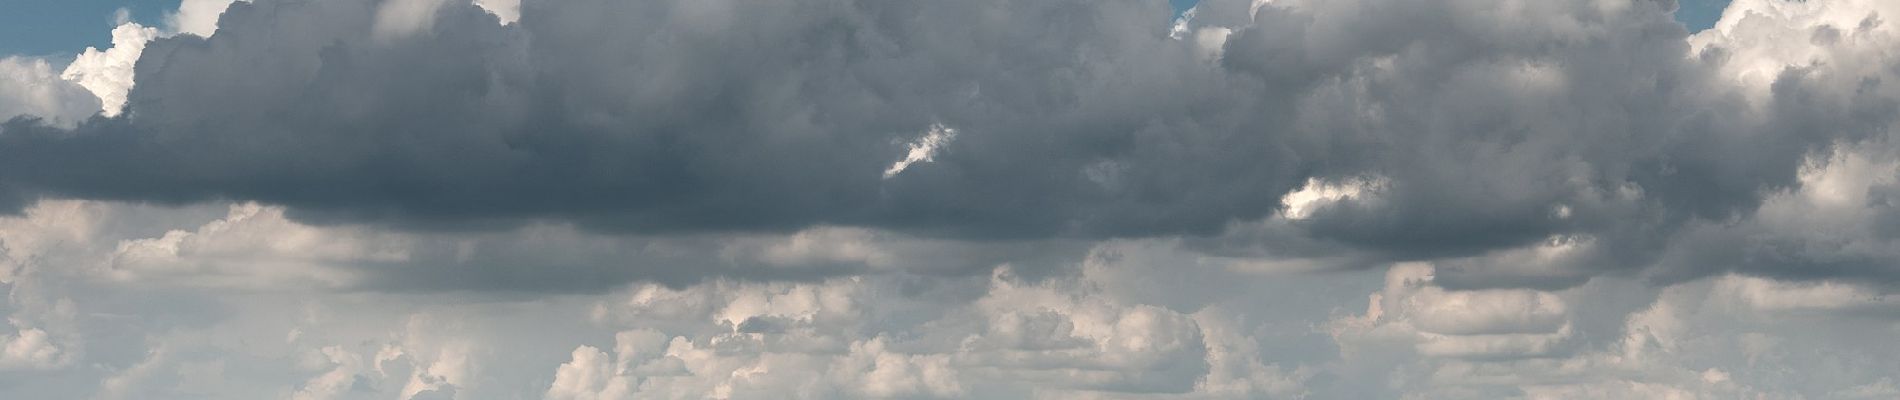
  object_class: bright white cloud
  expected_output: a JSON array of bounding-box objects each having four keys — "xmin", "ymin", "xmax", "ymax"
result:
[
  {"xmin": 883, "ymin": 123, "xmax": 958, "ymax": 179},
  {"xmin": 475, "ymin": 0, "xmax": 520, "ymax": 24},
  {"xmin": 60, "ymin": 23, "xmax": 159, "ymax": 117},
  {"xmin": 167, "ymin": 0, "xmax": 244, "ymax": 37},
  {"xmin": 1279, "ymin": 176, "xmax": 1385, "ymax": 220}
]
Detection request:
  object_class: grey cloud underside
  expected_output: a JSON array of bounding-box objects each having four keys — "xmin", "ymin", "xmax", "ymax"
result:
[
  {"xmin": 3, "ymin": 0, "xmax": 1899, "ymax": 287},
  {"xmin": 2, "ymin": 0, "xmax": 1299, "ymax": 240}
]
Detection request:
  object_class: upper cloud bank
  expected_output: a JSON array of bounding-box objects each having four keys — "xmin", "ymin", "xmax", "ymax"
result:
[
  {"xmin": 4, "ymin": 0, "xmax": 1285, "ymax": 240},
  {"xmin": 6, "ymin": 1, "xmax": 1900, "ymax": 398},
  {"xmin": 2, "ymin": 0, "xmax": 1899, "ymax": 288}
]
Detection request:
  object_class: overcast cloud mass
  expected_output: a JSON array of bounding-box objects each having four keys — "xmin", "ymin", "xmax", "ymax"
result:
[{"xmin": 1, "ymin": 0, "xmax": 1899, "ymax": 398}]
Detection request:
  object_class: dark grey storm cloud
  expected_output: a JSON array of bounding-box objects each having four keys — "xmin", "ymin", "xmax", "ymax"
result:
[
  {"xmin": 3, "ymin": 0, "xmax": 1899, "ymax": 288},
  {"xmin": 1, "ymin": 0, "xmax": 1300, "ymax": 240}
]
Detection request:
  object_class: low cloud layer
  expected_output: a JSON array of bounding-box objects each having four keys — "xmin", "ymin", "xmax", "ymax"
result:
[
  {"xmin": 1, "ymin": 0, "xmax": 1899, "ymax": 398},
  {"xmin": 4, "ymin": 0, "xmax": 1899, "ymax": 289}
]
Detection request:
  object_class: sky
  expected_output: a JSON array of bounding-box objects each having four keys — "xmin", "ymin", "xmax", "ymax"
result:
[
  {"xmin": 0, "ymin": 0, "xmax": 173, "ymax": 56},
  {"xmin": 1676, "ymin": 0, "xmax": 1735, "ymax": 31},
  {"xmin": 2, "ymin": 0, "xmax": 1899, "ymax": 399}
]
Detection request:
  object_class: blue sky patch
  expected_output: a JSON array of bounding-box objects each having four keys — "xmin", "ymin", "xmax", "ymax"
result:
[{"xmin": 0, "ymin": 0, "xmax": 172, "ymax": 57}]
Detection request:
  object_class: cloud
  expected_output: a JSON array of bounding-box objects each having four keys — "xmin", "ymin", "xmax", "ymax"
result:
[
  {"xmin": 166, "ymin": 0, "xmax": 245, "ymax": 37},
  {"xmin": 2, "ymin": 0, "xmax": 1895, "ymax": 291},
  {"xmin": 1329, "ymin": 263, "xmax": 1578, "ymax": 362},
  {"xmin": 0, "ymin": 57, "xmax": 99, "ymax": 127},
  {"xmin": 59, "ymin": 23, "xmax": 159, "ymax": 118},
  {"xmin": 3, "ymin": 0, "xmax": 1900, "ymax": 398},
  {"xmin": 554, "ymin": 266, "xmax": 1311, "ymax": 399},
  {"xmin": 374, "ymin": 0, "xmax": 459, "ymax": 41},
  {"xmin": 473, "ymin": 0, "xmax": 519, "ymax": 24},
  {"xmin": 104, "ymin": 202, "xmax": 400, "ymax": 289},
  {"xmin": 0, "ymin": 199, "xmax": 1087, "ymax": 293},
  {"xmin": 1710, "ymin": 274, "xmax": 1900, "ymax": 314},
  {"xmin": 1317, "ymin": 262, "xmax": 1900, "ymax": 399},
  {"xmin": 0, "ymin": 326, "xmax": 67, "ymax": 370},
  {"xmin": 1648, "ymin": 146, "xmax": 1900, "ymax": 286},
  {"xmin": 0, "ymin": 198, "xmax": 1897, "ymax": 398},
  {"xmin": 883, "ymin": 123, "xmax": 958, "ymax": 179},
  {"xmin": 0, "ymin": 0, "xmax": 1288, "ymax": 240}
]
